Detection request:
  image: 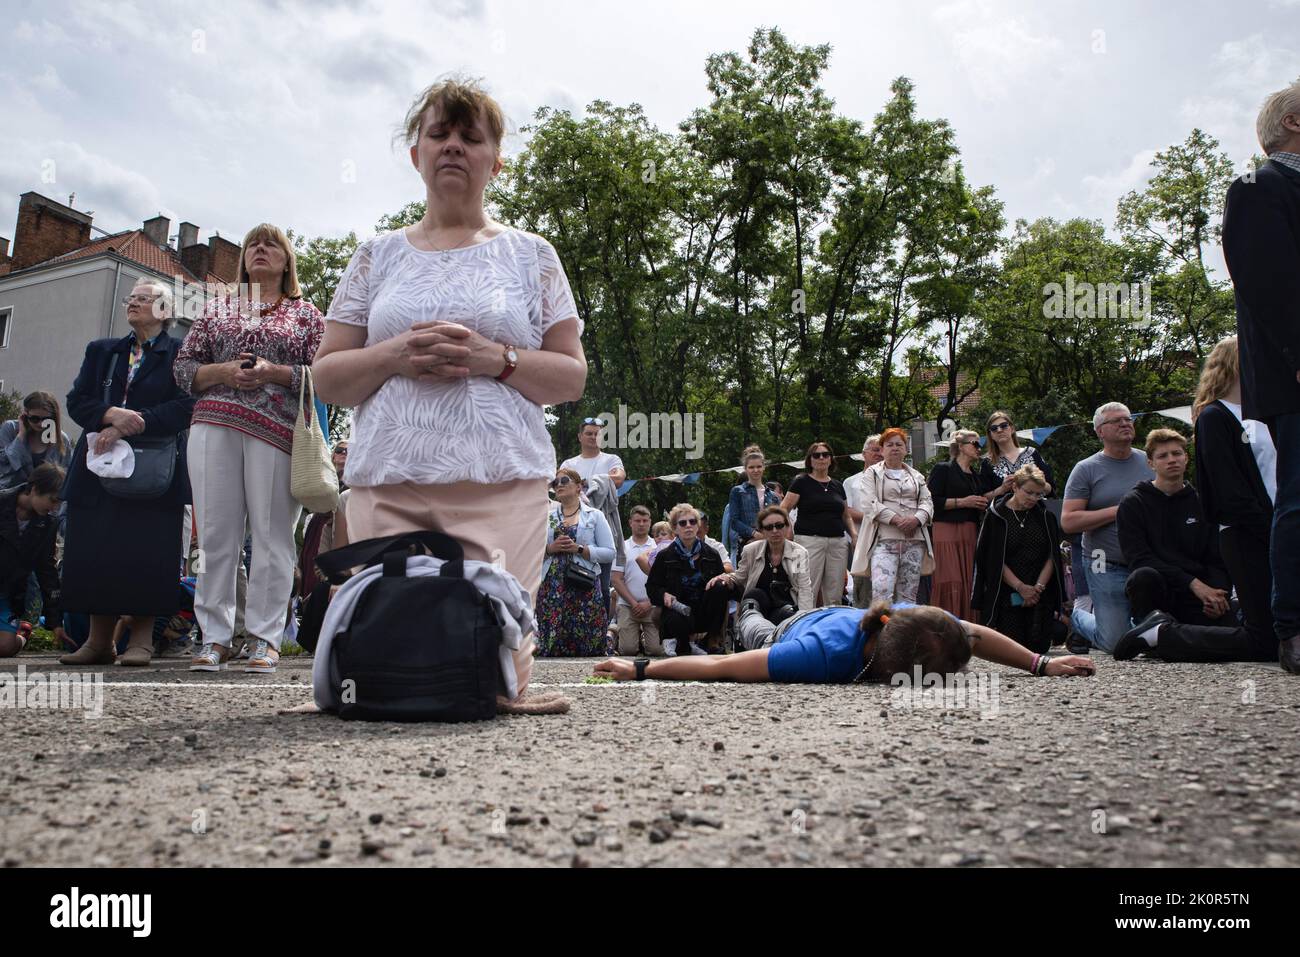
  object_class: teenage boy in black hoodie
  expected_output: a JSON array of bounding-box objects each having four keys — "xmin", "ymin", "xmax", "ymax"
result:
[{"xmin": 1114, "ymin": 429, "xmax": 1274, "ymax": 662}]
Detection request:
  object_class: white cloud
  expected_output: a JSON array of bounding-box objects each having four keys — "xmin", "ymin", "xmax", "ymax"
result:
[
  {"xmin": 0, "ymin": 140, "xmax": 169, "ymax": 233},
  {"xmin": 1081, "ymin": 148, "xmax": 1158, "ymax": 209},
  {"xmin": 931, "ymin": 0, "xmax": 1066, "ymax": 101}
]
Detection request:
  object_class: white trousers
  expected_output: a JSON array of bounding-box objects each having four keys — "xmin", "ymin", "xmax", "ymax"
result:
[{"xmin": 188, "ymin": 425, "xmax": 301, "ymax": 648}]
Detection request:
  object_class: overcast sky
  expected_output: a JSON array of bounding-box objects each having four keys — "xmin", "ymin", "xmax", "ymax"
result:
[{"xmin": 3, "ymin": 0, "xmax": 1296, "ymax": 281}]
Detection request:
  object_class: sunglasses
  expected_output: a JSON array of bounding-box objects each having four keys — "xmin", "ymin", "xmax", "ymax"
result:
[
  {"xmin": 989, "ymin": 422, "xmax": 1012, "ymax": 432},
  {"xmin": 761, "ymin": 522, "xmax": 787, "ymax": 531},
  {"xmin": 676, "ymin": 517, "xmax": 698, "ymax": 527},
  {"xmin": 810, "ymin": 451, "xmax": 832, "ymax": 459},
  {"xmin": 581, "ymin": 417, "xmax": 605, "ymax": 427},
  {"xmin": 549, "ymin": 476, "xmax": 575, "ymax": 489}
]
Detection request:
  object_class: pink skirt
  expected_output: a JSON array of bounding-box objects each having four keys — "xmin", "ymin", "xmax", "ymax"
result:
[{"xmin": 930, "ymin": 520, "xmax": 978, "ymax": 622}]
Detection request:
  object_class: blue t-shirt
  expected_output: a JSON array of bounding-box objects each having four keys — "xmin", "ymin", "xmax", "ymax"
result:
[{"xmin": 765, "ymin": 603, "xmax": 959, "ymax": 684}]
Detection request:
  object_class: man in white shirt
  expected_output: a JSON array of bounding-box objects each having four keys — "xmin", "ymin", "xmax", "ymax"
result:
[
  {"xmin": 844, "ymin": 434, "xmax": 882, "ymax": 607},
  {"xmin": 612, "ymin": 506, "xmax": 662, "ymax": 655},
  {"xmin": 560, "ymin": 417, "xmax": 626, "ymax": 486}
]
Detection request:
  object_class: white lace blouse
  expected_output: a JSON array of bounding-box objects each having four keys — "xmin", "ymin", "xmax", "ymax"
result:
[{"xmin": 326, "ymin": 227, "xmax": 580, "ymax": 486}]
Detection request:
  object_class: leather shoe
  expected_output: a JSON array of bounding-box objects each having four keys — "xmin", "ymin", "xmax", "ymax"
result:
[
  {"xmin": 1114, "ymin": 610, "xmax": 1176, "ymax": 661},
  {"xmin": 1280, "ymin": 635, "xmax": 1300, "ymax": 675}
]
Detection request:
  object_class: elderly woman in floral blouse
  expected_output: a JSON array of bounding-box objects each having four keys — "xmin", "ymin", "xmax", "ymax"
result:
[{"xmin": 174, "ymin": 223, "xmax": 325, "ymax": 674}]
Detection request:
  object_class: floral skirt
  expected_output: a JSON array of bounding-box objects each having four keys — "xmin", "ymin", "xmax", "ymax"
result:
[{"xmin": 534, "ymin": 558, "xmax": 611, "ymax": 657}]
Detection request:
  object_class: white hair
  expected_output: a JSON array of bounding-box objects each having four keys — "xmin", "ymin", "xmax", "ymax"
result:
[
  {"xmin": 1093, "ymin": 402, "xmax": 1131, "ymax": 431},
  {"xmin": 1257, "ymin": 80, "xmax": 1300, "ymax": 155},
  {"xmin": 131, "ymin": 278, "xmax": 176, "ymax": 330},
  {"xmin": 948, "ymin": 429, "xmax": 980, "ymax": 458}
]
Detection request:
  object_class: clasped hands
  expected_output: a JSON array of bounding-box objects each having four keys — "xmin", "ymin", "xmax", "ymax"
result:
[
  {"xmin": 891, "ymin": 512, "xmax": 923, "ymax": 535},
  {"xmin": 1190, "ymin": 579, "xmax": 1230, "ymax": 619},
  {"xmin": 390, "ymin": 321, "xmax": 504, "ymax": 381}
]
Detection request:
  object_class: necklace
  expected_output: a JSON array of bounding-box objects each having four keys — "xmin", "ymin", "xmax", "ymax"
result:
[
  {"xmin": 561, "ymin": 506, "xmax": 581, "ymax": 522},
  {"xmin": 1008, "ymin": 503, "xmax": 1030, "ymax": 528},
  {"xmin": 244, "ymin": 294, "xmax": 283, "ymax": 330},
  {"xmin": 420, "ymin": 219, "xmax": 483, "ymax": 257}
]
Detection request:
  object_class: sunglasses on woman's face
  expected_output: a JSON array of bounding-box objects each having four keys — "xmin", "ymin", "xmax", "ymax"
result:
[
  {"xmin": 762, "ymin": 522, "xmax": 787, "ymax": 532},
  {"xmin": 549, "ymin": 476, "xmax": 574, "ymax": 489},
  {"xmin": 990, "ymin": 422, "xmax": 1012, "ymax": 432},
  {"xmin": 676, "ymin": 517, "xmax": 698, "ymax": 527},
  {"xmin": 810, "ymin": 451, "xmax": 832, "ymax": 459}
]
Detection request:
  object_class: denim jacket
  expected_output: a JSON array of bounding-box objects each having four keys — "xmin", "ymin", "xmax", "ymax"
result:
[
  {"xmin": 542, "ymin": 501, "xmax": 616, "ymax": 579},
  {"xmin": 726, "ymin": 481, "xmax": 780, "ymax": 551}
]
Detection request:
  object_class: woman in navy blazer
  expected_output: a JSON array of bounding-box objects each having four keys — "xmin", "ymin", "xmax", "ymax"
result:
[{"xmin": 59, "ymin": 280, "xmax": 196, "ymax": 667}]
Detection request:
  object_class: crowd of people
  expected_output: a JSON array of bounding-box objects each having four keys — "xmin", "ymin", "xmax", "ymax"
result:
[{"xmin": 0, "ymin": 76, "xmax": 1296, "ymax": 696}]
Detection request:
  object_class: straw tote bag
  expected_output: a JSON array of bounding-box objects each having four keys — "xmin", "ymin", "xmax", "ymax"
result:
[{"xmin": 291, "ymin": 367, "xmax": 340, "ymax": 514}]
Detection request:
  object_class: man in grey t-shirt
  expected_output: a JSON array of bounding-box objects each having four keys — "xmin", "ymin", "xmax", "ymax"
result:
[{"xmin": 1061, "ymin": 402, "xmax": 1156, "ymax": 653}]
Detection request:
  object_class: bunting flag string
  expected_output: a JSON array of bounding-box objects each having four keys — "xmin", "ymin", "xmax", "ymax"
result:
[{"xmin": 609, "ymin": 407, "xmax": 1195, "ymax": 495}]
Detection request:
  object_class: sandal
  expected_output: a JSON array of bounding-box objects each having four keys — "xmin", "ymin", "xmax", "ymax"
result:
[{"xmin": 190, "ymin": 642, "xmax": 231, "ymax": 672}]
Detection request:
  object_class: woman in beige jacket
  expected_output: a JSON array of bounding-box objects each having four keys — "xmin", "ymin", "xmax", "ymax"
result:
[
  {"xmin": 707, "ymin": 505, "xmax": 813, "ymax": 622},
  {"xmin": 850, "ymin": 428, "xmax": 935, "ymax": 604}
]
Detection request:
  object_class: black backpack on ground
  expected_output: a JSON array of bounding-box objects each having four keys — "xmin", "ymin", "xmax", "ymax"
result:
[{"xmin": 313, "ymin": 530, "xmax": 503, "ymax": 722}]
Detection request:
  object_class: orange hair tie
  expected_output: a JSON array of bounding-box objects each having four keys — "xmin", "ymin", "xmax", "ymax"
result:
[{"xmin": 879, "ymin": 614, "xmax": 890, "ymax": 625}]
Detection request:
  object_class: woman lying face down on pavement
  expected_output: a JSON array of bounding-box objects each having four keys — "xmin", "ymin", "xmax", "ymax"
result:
[{"xmin": 592, "ymin": 600, "xmax": 1096, "ymax": 683}]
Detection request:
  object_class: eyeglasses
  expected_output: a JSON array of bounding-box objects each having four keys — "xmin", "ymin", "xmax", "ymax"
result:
[
  {"xmin": 121, "ymin": 295, "xmax": 159, "ymax": 305},
  {"xmin": 1100, "ymin": 416, "xmax": 1134, "ymax": 427},
  {"xmin": 549, "ymin": 476, "xmax": 574, "ymax": 489},
  {"xmin": 761, "ymin": 522, "xmax": 787, "ymax": 531},
  {"xmin": 989, "ymin": 422, "xmax": 1012, "ymax": 432},
  {"xmin": 676, "ymin": 517, "xmax": 698, "ymax": 527},
  {"xmin": 1019, "ymin": 489, "xmax": 1046, "ymax": 499},
  {"xmin": 810, "ymin": 451, "xmax": 832, "ymax": 459}
]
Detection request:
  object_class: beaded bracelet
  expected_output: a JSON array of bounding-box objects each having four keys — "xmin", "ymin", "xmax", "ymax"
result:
[{"xmin": 1035, "ymin": 654, "xmax": 1051, "ymax": 677}]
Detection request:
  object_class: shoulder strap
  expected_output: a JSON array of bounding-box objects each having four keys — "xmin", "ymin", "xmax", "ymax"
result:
[{"xmin": 102, "ymin": 351, "xmax": 123, "ymax": 406}]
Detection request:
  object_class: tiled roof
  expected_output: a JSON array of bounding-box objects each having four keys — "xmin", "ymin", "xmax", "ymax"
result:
[
  {"xmin": 40, "ymin": 230, "xmax": 223, "ymax": 285},
  {"xmin": 919, "ymin": 368, "xmax": 982, "ymax": 416}
]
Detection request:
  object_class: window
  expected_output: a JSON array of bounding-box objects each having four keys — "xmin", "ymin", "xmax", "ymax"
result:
[{"xmin": 0, "ymin": 307, "xmax": 10, "ymax": 348}]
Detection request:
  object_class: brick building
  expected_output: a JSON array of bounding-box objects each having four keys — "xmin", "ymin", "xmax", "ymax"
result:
[{"xmin": 0, "ymin": 192, "xmax": 241, "ymax": 436}]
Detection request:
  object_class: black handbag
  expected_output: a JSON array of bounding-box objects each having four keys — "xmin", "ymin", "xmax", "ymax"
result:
[
  {"xmin": 97, "ymin": 352, "xmax": 178, "ymax": 500},
  {"xmin": 563, "ymin": 559, "xmax": 598, "ymax": 591},
  {"xmin": 314, "ymin": 530, "xmax": 503, "ymax": 722}
]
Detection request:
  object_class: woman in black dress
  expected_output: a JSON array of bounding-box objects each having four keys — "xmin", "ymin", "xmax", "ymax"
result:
[
  {"xmin": 59, "ymin": 280, "xmax": 195, "ymax": 667},
  {"xmin": 971, "ymin": 465, "xmax": 1065, "ymax": 653}
]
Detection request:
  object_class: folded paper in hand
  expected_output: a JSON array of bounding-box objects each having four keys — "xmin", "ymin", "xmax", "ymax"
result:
[{"xmin": 85, "ymin": 432, "xmax": 136, "ymax": 478}]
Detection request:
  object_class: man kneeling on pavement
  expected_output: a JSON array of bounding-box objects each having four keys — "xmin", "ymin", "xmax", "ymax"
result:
[{"xmin": 1114, "ymin": 428, "xmax": 1275, "ymax": 662}]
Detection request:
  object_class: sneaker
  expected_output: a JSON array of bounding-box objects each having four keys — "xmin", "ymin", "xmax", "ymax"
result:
[
  {"xmin": 689, "ymin": 641, "xmax": 710, "ymax": 656},
  {"xmin": 1114, "ymin": 610, "xmax": 1175, "ymax": 662},
  {"xmin": 190, "ymin": 642, "xmax": 231, "ymax": 672},
  {"xmin": 244, "ymin": 639, "xmax": 280, "ymax": 674},
  {"xmin": 662, "ymin": 639, "xmax": 678, "ymax": 657}
]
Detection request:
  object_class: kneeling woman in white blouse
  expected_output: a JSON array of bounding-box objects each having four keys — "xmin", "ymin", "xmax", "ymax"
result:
[{"xmin": 313, "ymin": 79, "xmax": 586, "ymax": 702}]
